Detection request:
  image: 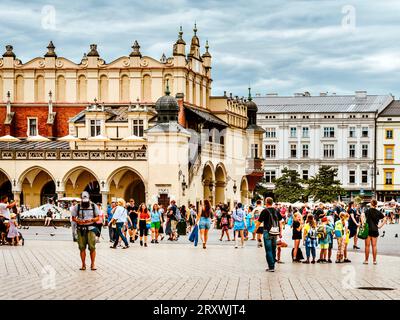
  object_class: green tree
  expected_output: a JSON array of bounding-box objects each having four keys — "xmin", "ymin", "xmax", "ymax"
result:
[
  {"xmin": 305, "ymin": 166, "xmax": 346, "ymax": 202},
  {"xmin": 273, "ymin": 168, "xmax": 304, "ymax": 203}
]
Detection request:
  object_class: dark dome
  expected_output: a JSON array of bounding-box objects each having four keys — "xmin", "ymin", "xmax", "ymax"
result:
[
  {"xmin": 155, "ymin": 94, "xmax": 179, "ymax": 111},
  {"xmin": 246, "ymin": 99, "xmax": 258, "ymax": 112}
]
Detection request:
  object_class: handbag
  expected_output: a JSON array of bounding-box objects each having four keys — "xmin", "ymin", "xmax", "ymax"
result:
[{"xmin": 358, "ymin": 222, "xmax": 369, "ymax": 240}]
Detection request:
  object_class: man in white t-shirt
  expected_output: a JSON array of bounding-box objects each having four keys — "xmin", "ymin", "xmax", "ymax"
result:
[{"xmin": 0, "ymin": 195, "xmax": 17, "ymax": 244}]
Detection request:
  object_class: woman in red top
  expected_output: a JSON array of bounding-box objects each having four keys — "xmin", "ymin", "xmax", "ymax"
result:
[{"xmin": 138, "ymin": 203, "xmax": 150, "ymax": 247}]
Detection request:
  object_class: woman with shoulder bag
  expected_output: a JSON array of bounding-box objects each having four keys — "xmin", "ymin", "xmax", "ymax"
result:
[{"xmin": 363, "ymin": 199, "xmax": 387, "ymax": 265}]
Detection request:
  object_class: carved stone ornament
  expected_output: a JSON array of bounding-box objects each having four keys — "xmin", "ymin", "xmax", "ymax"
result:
[
  {"xmin": 140, "ymin": 59, "xmax": 149, "ymax": 67},
  {"xmin": 122, "ymin": 59, "xmax": 130, "ymax": 67},
  {"xmin": 0, "ymin": 59, "xmax": 3, "ymax": 67},
  {"xmin": 97, "ymin": 59, "xmax": 105, "ymax": 66},
  {"xmin": 14, "ymin": 59, "xmax": 22, "ymax": 67},
  {"xmin": 166, "ymin": 57, "xmax": 174, "ymax": 66},
  {"xmin": 55, "ymin": 59, "xmax": 64, "ymax": 68},
  {"xmin": 38, "ymin": 59, "xmax": 46, "ymax": 68},
  {"xmin": 80, "ymin": 58, "xmax": 88, "ymax": 68}
]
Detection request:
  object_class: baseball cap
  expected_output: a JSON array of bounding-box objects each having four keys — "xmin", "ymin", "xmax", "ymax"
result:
[
  {"xmin": 321, "ymin": 217, "xmax": 328, "ymax": 222},
  {"xmin": 81, "ymin": 191, "xmax": 90, "ymax": 202}
]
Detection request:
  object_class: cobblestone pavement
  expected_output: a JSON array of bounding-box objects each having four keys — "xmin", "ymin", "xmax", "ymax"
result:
[{"xmin": 1, "ymin": 226, "xmax": 400, "ymax": 300}]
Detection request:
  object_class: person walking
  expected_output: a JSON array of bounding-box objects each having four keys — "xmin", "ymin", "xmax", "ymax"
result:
[
  {"xmin": 291, "ymin": 212, "xmax": 303, "ymax": 262},
  {"xmin": 255, "ymin": 197, "xmax": 282, "ymax": 272},
  {"xmin": 126, "ymin": 199, "xmax": 138, "ymax": 243},
  {"xmin": 363, "ymin": 199, "xmax": 387, "ymax": 265},
  {"xmin": 109, "ymin": 198, "xmax": 129, "ymax": 250},
  {"xmin": 252, "ymin": 200, "xmax": 264, "ymax": 248},
  {"xmin": 219, "ymin": 207, "xmax": 231, "ymax": 241},
  {"xmin": 302, "ymin": 214, "xmax": 317, "ymax": 264},
  {"xmin": 70, "ymin": 191, "xmax": 100, "ymax": 271},
  {"xmin": 107, "ymin": 201, "xmax": 116, "ymax": 243},
  {"xmin": 150, "ymin": 204, "xmax": 163, "ymax": 244},
  {"xmin": 232, "ymin": 203, "xmax": 246, "ymax": 248},
  {"xmin": 335, "ymin": 212, "xmax": 350, "ymax": 263},
  {"xmin": 348, "ymin": 202, "xmax": 361, "ymax": 250},
  {"xmin": 196, "ymin": 199, "xmax": 214, "ymax": 249},
  {"xmin": 95, "ymin": 203, "xmax": 104, "ymax": 243},
  {"xmin": 138, "ymin": 203, "xmax": 150, "ymax": 247}
]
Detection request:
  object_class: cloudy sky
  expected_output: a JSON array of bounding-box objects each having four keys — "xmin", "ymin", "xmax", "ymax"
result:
[{"xmin": 1, "ymin": 0, "xmax": 400, "ymax": 98}]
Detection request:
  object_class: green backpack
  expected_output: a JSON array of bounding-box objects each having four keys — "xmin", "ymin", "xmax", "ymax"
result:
[
  {"xmin": 358, "ymin": 210, "xmax": 369, "ymax": 240},
  {"xmin": 317, "ymin": 224, "xmax": 327, "ymax": 240}
]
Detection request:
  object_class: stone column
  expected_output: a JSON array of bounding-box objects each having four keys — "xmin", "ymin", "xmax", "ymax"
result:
[
  {"xmin": 101, "ymin": 192, "xmax": 109, "ymax": 213},
  {"xmin": 12, "ymin": 191, "xmax": 21, "ymax": 206}
]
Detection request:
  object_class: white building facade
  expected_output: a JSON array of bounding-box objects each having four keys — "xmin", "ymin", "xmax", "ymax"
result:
[{"xmin": 255, "ymin": 92, "xmax": 393, "ymax": 201}]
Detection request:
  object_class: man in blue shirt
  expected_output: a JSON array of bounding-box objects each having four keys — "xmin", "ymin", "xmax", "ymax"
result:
[{"xmin": 107, "ymin": 201, "xmax": 116, "ymax": 242}]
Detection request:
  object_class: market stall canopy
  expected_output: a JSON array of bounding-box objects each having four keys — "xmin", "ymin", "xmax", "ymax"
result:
[
  {"xmin": 20, "ymin": 203, "xmax": 70, "ymax": 219},
  {"xmin": 59, "ymin": 197, "xmax": 81, "ymax": 202},
  {"xmin": 58, "ymin": 135, "xmax": 81, "ymax": 142},
  {"xmin": 26, "ymin": 135, "xmax": 51, "ymax": 142},
  {"xmin": 0, "ymin": 135, "xmax": 20, "ymax": 142},
  {"xmin": 88, "ymin": 134, "xmax": 110, "ymax": 141}
]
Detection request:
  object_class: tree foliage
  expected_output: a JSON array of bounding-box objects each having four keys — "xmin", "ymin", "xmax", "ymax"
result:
[
  {"xmin": 273, "ymin": 168, "xmax": 304, "ymax": 203},
  {"xmin": 305, "ymin": 166, "xmax": 346, "ymax": 202}
]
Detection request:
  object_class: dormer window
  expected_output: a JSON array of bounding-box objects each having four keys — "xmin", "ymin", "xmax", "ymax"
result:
[
  {"xmin": 132, "ymin": 119, "xmax": 144, "ymax": 137},
  {"xmin": 90, "ymin": 120, "xmax": 101, "ymax": 137},
  {"xmin": 28, "ymin": 118, "xmax": 38, "ymax": 136}
]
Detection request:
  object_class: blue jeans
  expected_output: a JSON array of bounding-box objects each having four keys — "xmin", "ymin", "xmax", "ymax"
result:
[
  {"xmin": 108, "ymin": 225, "xmax": 115, "ymax": 242},
  {"xmin": 113, "ymin": 222, "xmax": 128, "ymax": 247},
  {"xmin": 263, "ymin": 231, "xmax": 277, "ymax": 270},
  {"xmin": 306, "ymin": 246, "xmax": 316, "ymax": 259}
]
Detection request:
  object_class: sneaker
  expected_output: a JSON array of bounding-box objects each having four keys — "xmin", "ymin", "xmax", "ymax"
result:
[
  {"xmin": 140, "ymin": 240, "xmax": 143, "ymax": 246},
  {"xmin": 363, "ymin": 261, "xmax": 369, "ymax": 265},
  {"xmin": 317, "ymin": 259, "xmax": 322, "ymax": 264},
  {"xmin": 327, "ymin": 259, "xmax": 333, "ymax": 263},
  {"xmin": 265, "ymin": 268, "xmax": 275, "ymax": 272},
  {"xmin": 235, "ymin": 245, "xmax": 238, "ymax": 249},
  {"xmin": 155, "ymin": 240, "xmax": 159, "ymax": 244},
  {"xmin": 257, "ymin": 243, "xmax": 263, "ymax": 248},
  {"xmin": 311, "ymin": 260, "xmax": 316, "ymax": 264},
  {"xmin": 122, "ymin": 246, "xmax": 129, "ymax": 249},
  {"xmin": 144, "ymin": 243, "xmax": 147, "ymax": 247},
  {"xmin": 344, "ymin": 259, "xmax": 351, "ymax": 263},
  {"xmin": 302, "ymin": 261, "xmax": 310, "ymax": 264},
  {"xmin": 151, "ymin": 240, "xmax": 155, "ymax": 244}
]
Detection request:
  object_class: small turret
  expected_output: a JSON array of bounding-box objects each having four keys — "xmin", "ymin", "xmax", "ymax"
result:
[
  {"xmin": 130, "ymin": 40, "xmax": 142, "ymax": 58},
  {"xmin": 44, "ymin": 41, "xmax": 57, "ymax": 58},
  {"xmin": 246, "ymin": 87, "xmax": 258, "ymax": 126},
  {"xmin": 155, "ymin": 80, "xmax": 179, "ymax": 123},
  {"xmin": 87, "ymin": 44, "xmax": 99, "ymax": 57},
  {"xmin": 188, "ymin": 23, "xmax": 201, "ymax": 60},
  {"xmin": 173, "ymin": 26, "xmax": 186, "ymax": 56},
  {"xmin": 202, "ymin": 40, "xmax": 212, "ymax": 69}
]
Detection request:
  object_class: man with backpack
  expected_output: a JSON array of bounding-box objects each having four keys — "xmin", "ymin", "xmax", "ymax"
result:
[
  {"xmin": 70, "ymin": 191, "xmax": 100, "ymax": 271},
  {"xmin": 255, "ymin": 197, "xmax": 282, "ymax": 272},
  {"xmin": 167, "ymin": 200, "xmax": 180, "ymax": 241}
]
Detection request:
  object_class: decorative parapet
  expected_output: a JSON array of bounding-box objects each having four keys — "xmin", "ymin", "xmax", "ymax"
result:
[{"xmin": 0, "ymin": 149, "xmax": 147, "ymax": 161}]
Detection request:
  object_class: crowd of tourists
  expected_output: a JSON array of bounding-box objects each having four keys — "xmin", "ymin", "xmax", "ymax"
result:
[{"xmin": 0, "ymin": 190, "xmax": 393, "ymax": 273}]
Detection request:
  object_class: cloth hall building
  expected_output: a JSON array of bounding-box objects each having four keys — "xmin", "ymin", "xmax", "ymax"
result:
[{"xmin": 0, "ymin": 26, "xmax": 264, "ymax": 209}]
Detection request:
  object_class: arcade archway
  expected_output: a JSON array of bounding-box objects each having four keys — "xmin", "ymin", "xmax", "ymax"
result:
[
  {"xmin": 63, "ymin": 167, "xmax": 101, "ymax": 203},
  {"xmin": 19, "ymin": 167, "xmax": 56, "ymax": 207},
  {"xmin": 108, "ymin": 167, "xmax": 146, "ymax": 204},
  {"xmin": 240, "ymin": 177, "xmax": 249, "ymax": 205},
  {"xmin": 202, "ymin": 163, "xmax": 215, "ymax": 204},
  {"xmin": 0, "ymin": 170, "xmax": 12, "ymax": 201},
  {"xmin": 215, "ymin": 164, "xmax": 226, "ymax": 205}
]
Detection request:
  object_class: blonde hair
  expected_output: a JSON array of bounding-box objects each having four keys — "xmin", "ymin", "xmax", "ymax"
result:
[{"xmin": 117, "ymin": 198, "xmax": 126, "ymax": 207}]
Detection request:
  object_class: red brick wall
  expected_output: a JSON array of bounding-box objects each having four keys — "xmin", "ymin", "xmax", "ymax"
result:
[{"xmin": 0, "ymin": 104, "xmax": 85, "ymax": 138}]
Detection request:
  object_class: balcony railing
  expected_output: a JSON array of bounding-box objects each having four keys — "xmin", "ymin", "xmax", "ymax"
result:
[
  {"xmin": 202, "ymin": 142, "xmax": 225, "ymax": 157},
  {"xmin": 0, "ymin": 149, "xmax": 147, "ymax": 161},
  {"xmin": 246, "ymin": 158, "xmax": 264, "ymax": 175}
]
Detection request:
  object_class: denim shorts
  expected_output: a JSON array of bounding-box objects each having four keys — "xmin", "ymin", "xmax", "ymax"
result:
[{"xmin": 199, "ymin": 217, "xmax": 211, "ymax": 230}]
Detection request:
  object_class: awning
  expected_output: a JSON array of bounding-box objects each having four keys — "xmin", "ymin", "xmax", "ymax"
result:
[{"xmin": 185, "ymin": 106, "xmax": 228, "ymax": 128}]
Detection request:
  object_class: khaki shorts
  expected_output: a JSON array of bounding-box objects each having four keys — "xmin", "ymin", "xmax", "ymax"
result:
[
  {"xmin": 171, "ymin": 220, "xmax": 178, "ymax": 232},
  {"xmin": 77, "ymin": 229, "xmax": 96, "ymax": 252}
]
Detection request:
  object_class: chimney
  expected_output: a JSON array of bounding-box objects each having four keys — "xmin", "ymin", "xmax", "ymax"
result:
[{"xmin": 355, "ymin": 90, "xmax": 367, "ymax": 99}]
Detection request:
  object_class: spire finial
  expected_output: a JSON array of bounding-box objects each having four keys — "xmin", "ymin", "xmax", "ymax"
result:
[
  {"xmin": 248, "ymin": 87, "xmax": 252, "ymax": 101},
  {"xmin": 194, "ymin": 22, "xmax": 197, "ymax": 35},
  {"xmin": 165, "ymin": 79, "xmax": 171, "ymax": 96},
  {"xmin": 205, "ymin": 40, "xmax": 209, "ymax": 52},
  {"xmin": 179, "ymin": 25, "xmax": 183, "ymax": 39}
]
